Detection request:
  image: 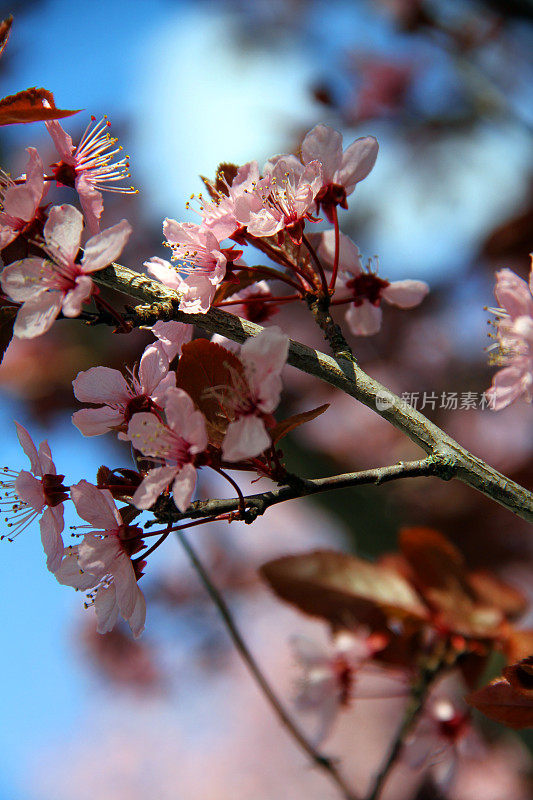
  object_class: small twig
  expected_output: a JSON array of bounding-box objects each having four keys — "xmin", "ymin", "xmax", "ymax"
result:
[
  {"xmin": 302, "ymin": 232, "xmax": 329, "ymax": 297},
  {"xmin": 176, "ymin": 529, "xmax": 360, "ymax": 800},
  {"xmin": 150, "ymin": 458, "xmax": 441, "ymax": 525},
  {"xmin": 366, "ymin": 657, "xmax": 447, "ymax": 800}
]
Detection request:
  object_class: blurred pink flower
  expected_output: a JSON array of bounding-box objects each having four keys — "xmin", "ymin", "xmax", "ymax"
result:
[
  {"xmin": 1, "ymin": 204, "xmax": 131, "ymax": 338},
  {"xmin": 292, "ymin": 631, "xmax": 384, "ymax": 744},
  {"xmin": 0, "ymin": 147, "xmax": 47, "ymax": 249},
  {"xmin": 301, "ymin": 124, "xmax": 378, "ymax": 221},
  {"xmin": 126, "ymin": 387, "xmax": 208, "ymax": 512},
  {"xmin": 404, "ymin": 694, "xmax": 485, "ymax": 793},
  {"xmin": 72, "ymin": 343, "xmax": 175, "ymax": 437},
  {"xmin": 55, "ymin": 480, "xmax": 146, "ymax": 637},
  {"xmin": 222, "ymin": 326, "xmax": 289, "ymax": 461},
  {"xmin": 1, "ymin": 422, "xmax": 66, "ymax": 571},
  {"xmin": 46, "ymin": 115, "xmax": 136, "ymax": 234},
  {"xmin": 486, "ymin": 265, "xmax": 533, "ymax": 410}
]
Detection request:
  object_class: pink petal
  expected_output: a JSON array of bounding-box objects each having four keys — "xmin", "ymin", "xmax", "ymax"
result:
[
  {"xmin": 139, "ymin": 344, "xmax": 169, "ymax": 395},
  {"xmin": 486, "ymin": 365, "xmax": 528, "ymax": 410},
  {"xmin": 345, "ymin": 301, "xmax": 382, "ymax": 336},
  {"xmin": 14, "ymin": 291, "xmax": 63, "ymax": 339},
  {"xmin": 0, "ymin": 258, "xmax": 53, "ymax": 302},
  {"xmin": 150, "ymin": 320, "xmax": 192, "ymax": 361},
  {"xmin": 337, "ymin": 136, "xmax": 379, "ymax": 195},
  {"xmin": 241, "ymin": 326, "xmax": 289, "ymax": 412},
  {"xmin": 81, "ymin": 219, "xmax": 132, "ymax": 272},
  {"xmin": 61, "ymin": 275, "xmax": 93, "ymax": 317},
  {"xmin": 172, "ymin": 462, "xmax": 197, "ymax": 512},
  {"xmin": 178, "ymin": 274, "xmax": 217, "ymax": 314},
  {"xmin": 315, "ymin": 230, "xmax": 362, "ymax": 276},
  {"xmin": 382, "ymin": 280, "xmax": 429, "ymax": 308},
  {"xmin": 44, "ymin": 204, "xmax": 83, "ymax": 264},
  {"xmin": 145, "ymin": 257, "xmax": 183, "ymax": 291},
  {"xmin": 128, "ymin": 588, "xmax": 146, "ymax": 638},
  {"xmin": 37, "ymin": 440, "xmax": 56, "ymax": 475},
  {"xmin": 78, "ymin": 533, "xmax": 118, "ymax": 575},
  {"xmin": 301, "ymin": 124, "xmax": 343, "ymax": 183},
  {"xmin": 71, "ymin": 480, "xmax": 122, "ymax": 530},
  {"xmin": 72, "ymin": 406, "xmax": 126, "ymax": 437},
  {"xmin": 151, "ymin": 370, "xmax": 176, "ymax": 405},
  {"xmin": 112, "ymin": 552, "xmax": 138, "ymax": 619},
  {"xmin": 494, "ymin": 268, "xmax": 533, "ymax": 320},
  {"xmin": 15, "ymin": 469, "xmax": 45, "ymax": 508},
  {"xmin": 222, "ymin": 415, "xmax": 271, "ymax": 462},
  {"xmin": 45, "ymin": 119, "xmax": 75, "ymax": 163},
  {"xmin": 40, "ymin": 506, "xmax": 64, "ymax": 572},
  {"xmin": 94, "ymin": 583, "xmax": 120, "ymax": 634},
  {"xmin": 3, "ymin": 148, "xmax": 44, "ymax": 221},
  {"xmin": 164, "ymin": 388, "xmax": 208, "ymax": 452},
  {"xmin": 76, "ymin": 175, "xmax": 103, "ymax": 236},
  {"xmin": 126, "ymin": 413, "xmax": 169, "ymax": 458},
  {"xmin": 14, "ymin": 422, "xmax": 41, "ymax": 476},
  {"xmin": 291, "ymin": 635, "xmax": 329, "ymax": 668},
  {"xmin": 132, "ymin": 465, "xmax": 178, "ymax": 510},
  {"xmin": 54, "ymin": 549, "xmax": 99, "ymax": 590},
  {"xmin": 73, "ymin": 366, "xmax": 130, "ymax": 404}
]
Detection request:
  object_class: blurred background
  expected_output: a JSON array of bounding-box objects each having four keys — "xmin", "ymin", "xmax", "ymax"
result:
[{"xmin": 1, "ymin": 1, "xmax": 532, "ymax": 798}]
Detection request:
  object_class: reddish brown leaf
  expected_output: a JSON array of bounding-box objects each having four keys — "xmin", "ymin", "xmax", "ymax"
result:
[
  {"xmin": 270, "ymin": 404, "xmax": 329, "ymax": 445},
  {"xmin": 467, "ymin": 676, "xmax": 533, "ymax": 729},
  {"xmin": 260, "ymin": 549, "xmax": 428, "ymax": 630},
  {"xmin": 0, "ymin": 15, "xmax": 12, "ymax": 59},
  {"xmin": 469, "ymin": 570, "xmax": 527, "ymax": 620},
  {"xmin": 399, "ymin": 527, "xmax": 503, "ymax": 639},
  {"xmin": 0, "ymin": 88, "xmax": 80, "ymax": 126},
  {"xmin": 0, "ymin": 306, "xmax": 16, "ymax": 366},
  {"xmin": 213, "ymin": 270, "xmax": 262, "ymax": 304},
  {"xmin": 175, "ymin": 338, "xmax": 247, "ymax": 446},
  {"xmin": 505, "ymin": 629, "xmax": 533, "ymax": 663},
  {"xmin": 503, "ymin": 656, "xmax": 533, "ymax": 698}
]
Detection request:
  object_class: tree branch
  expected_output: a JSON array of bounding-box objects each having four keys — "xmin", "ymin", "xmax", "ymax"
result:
[
  {"xmin": 149, "ymin": 458, "xmax": 443, "ymax": 526},
  {"xmin": 94, "ymin": 263, "xmax": 533, "ymax": 523}
]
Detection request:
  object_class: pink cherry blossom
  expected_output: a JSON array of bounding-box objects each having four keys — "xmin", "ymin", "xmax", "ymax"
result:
[
  {"xmin": 149, "ymin": 319, "xmax": 193, "ymax": 362},
  {"xmin": 145, "ymin": 256, "xmax": 217, "ymax": 315},
  {"xmin": 46, "ymin": 115, "xmax": 137, "ymax": 234},
  {"xmin": 486, "ymin": 265, "xmax": 533, "ymax": 410},
  {"xmin": 200, "ymin": 160, "xmax": 260, "ymax": 241},
  {"xmin": 221, "ymin": 326, "xmax": 289, "ymax": 462},
  {"xmin": 315, "ymin": 230, "xmax": 428, "ymax": 336},
  {"xmin": 71, "ymin": 344, "xmax": 175, "ymax": 437},
  {"xmin": 126, "ymin": 387, "xmax": 208, "ymax": 512},
  {"xmin": 291, "ymin": 631, "xmax": 384, "ymax": 745},
  {"xmin": 0, "ymin": 204, "xmax": 132, "ymax": 338},
  {"xmin": 163, "ymin": 220, "xmax": 227, "ymax": 284},
  {"xmin": 220, "ymin": 280, "xmax": 278, "ymax": 324},
  {"xmin": 54, "ymin": 480, "xmax": 146, "ymax": 637},
  {"xmin": 300, "ymin": 123, "xmax": 379, "ymax": 221},
  {"xmin": 234, "ymin": 158, "xmax": 322, "ymax": 244},
  {"xmin": 0, "ymin": 148, "xmax": 47, "ymax": 250},
  {"xmin": 0, "ymin": 422, "xmax": 67, "ymax": 571}
]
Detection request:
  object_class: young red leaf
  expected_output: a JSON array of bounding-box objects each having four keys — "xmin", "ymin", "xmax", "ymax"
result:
[
  {"xmin": 260, "ymin": 549, "xmax": 428, "ymax": 630},
  {"xmin": 0, "ymin": 88, "xmax": 80, "ymax": 126},
  {"xmin": 399, "ymin": 527, "xmax": 503, "ymax": 639},
  {"xmin": 503, "ymin": 656, "xmax": 533, "ymax": 698},
  {"xmin": 270, "ymin": 404, "xmax": 329, "ymax": 445},
  {"xmin": 175, "ymin": 338, "xmax": 247, "ymax": 445},
  {"xmin": 467, "ymin": 676, "xmax": 533, "ymax": 729},
  {"xmin": 0, "ymin": 15, "xmax": 12, "ymax": 59}
]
